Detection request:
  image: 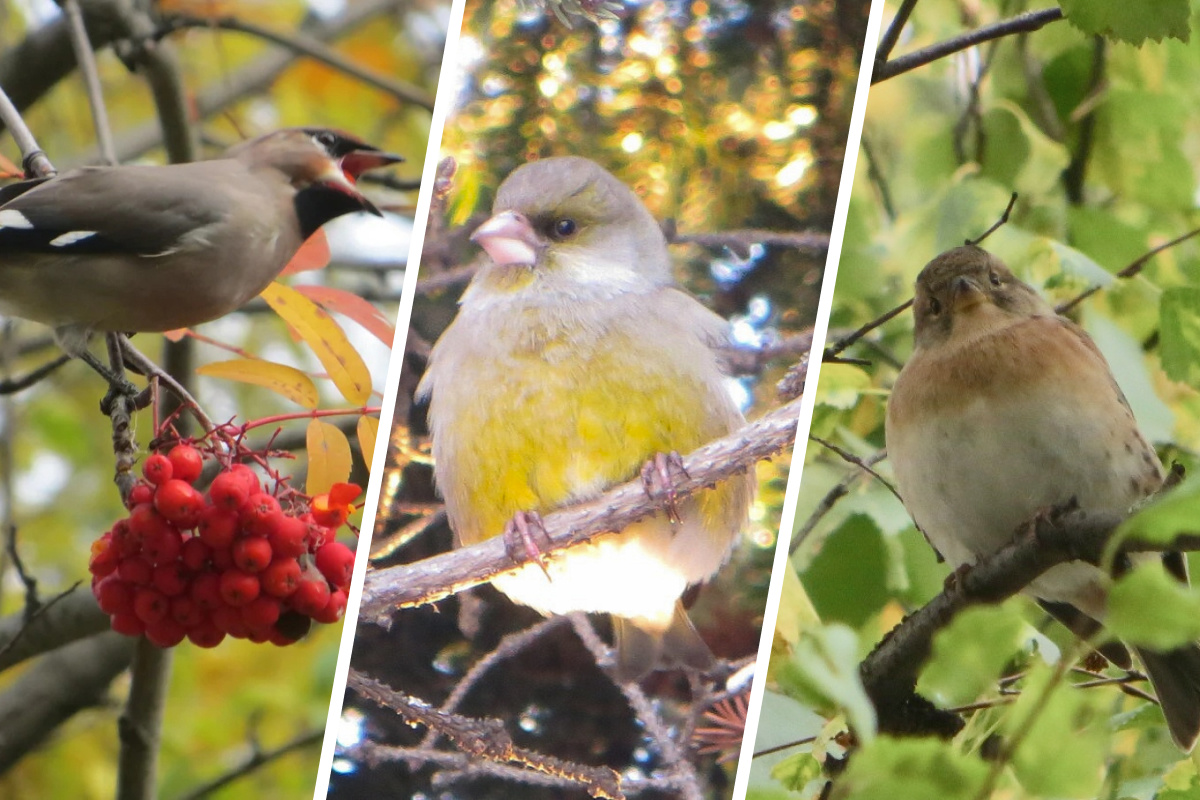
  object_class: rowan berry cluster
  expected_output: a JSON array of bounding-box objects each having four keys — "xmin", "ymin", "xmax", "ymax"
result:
[{"xmin": 88, "ymin": 443, "xmax": 359, "ymax": 649}]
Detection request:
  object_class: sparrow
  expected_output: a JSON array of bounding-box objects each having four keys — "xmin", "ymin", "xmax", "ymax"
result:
[
  {"xmin": 886, "ymin": 244, "xmax": 1200, "ymax": 750},
  {"xmin": 0, "ymin": 128, "xmax": 401, "ymax": 361},
  {"xmin": 417, "ymin": 156, "xmax": 754, "ymax": 681}
]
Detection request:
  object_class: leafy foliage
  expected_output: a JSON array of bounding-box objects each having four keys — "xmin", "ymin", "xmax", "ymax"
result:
[{"xmin": 752, "ymin": 0, "xmax": 1200, "ymax": 797}]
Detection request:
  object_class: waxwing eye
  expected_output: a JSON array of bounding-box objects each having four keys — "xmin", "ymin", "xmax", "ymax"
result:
[
  {"xmin": 552, "ymin": 218, "xmax": 577, "ymax": 239},
  {"xmin": 312, "ymin": 131, "xmax": 337, "ymax": 151},
  {"xmin": 989, "ymin": 271, "xmax": 1002, "ymax": 287}
]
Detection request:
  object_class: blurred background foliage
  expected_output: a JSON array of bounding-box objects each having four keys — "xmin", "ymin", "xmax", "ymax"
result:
[
  {"xmin": 0, "ymin": 0, "xmax": 447, "ymax": 796},
  {"xmin": 755, "ymin": 1, "xmax": 1200, "ymax": 798},
  {"xmin": 335, "ymin": 0, "xmax": 869, "ymax": 797}
]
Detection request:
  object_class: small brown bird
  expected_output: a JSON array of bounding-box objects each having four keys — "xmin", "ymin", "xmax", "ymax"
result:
[
  {"xmin": 886, "ymin": 244, "xmax": 1200, "ymax": 750},
  {"xmin": 0, "ymin": 128, "xmax": 401, "ymax": 360}
]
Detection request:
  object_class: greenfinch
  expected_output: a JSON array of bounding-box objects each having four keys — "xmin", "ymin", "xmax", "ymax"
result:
[{"xmin": 417, "ymin": 156, "xmax": 753, "ymax": 681}]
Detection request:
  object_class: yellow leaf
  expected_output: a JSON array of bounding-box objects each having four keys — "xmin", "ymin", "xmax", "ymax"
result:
[
  {"xmin": 357, "ymin": 415, "xmax": 380, "ymax": 471},
  {"xmin": 306, "ymin": 419, "xmax": 353, "ymax": 496},
  {"xmin": 260, "ymin": 282, "xmax": 372, "ymax": 405},
  {"xmin": 196, "ymin": 358, "xmax": 320, "ymax": 409}
]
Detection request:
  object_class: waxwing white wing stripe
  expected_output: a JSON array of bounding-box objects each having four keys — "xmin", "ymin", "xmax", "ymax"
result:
[
  {"xmin": 49, "ymin": 231, "xmax": 98, "ymax": 247},
  {"xmin": 0, "ymin": 209, "xmax": 33, "ymax": 230}
]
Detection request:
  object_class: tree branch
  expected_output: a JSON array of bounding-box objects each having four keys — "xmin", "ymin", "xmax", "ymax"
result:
[
  {"xmin": 873, "ymin": 7, "xmax": 1064, "ymax": 84},
  {"xmin": 360, "ymin": 394, "xmax": 806, "ymax": 621}
]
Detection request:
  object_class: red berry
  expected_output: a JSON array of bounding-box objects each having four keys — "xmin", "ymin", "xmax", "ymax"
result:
[
  {"xmin": 152, "ymin": 562, "xmax": 189, "ymax": 596},
  {"xmin": 218, "ymin": 569, "xmax": 260, "ymax": 607},
  {"xmin": 111, "ymin": 612, "xmax": 146, "ymax": 637},
  {"xmin": 191, "ymin": 572, "xmax": 223, "ymax": 610},
  {"xmin": 129, "ymin": 503, "xmax": 170, "ymax": 545},
  {"xmin": 142, "ymin": 527, "xmax": 183, "ymax": 566},
  {"xmin": 262, "ymin": 559, "xmax": 302, "ymax": 598},
  {"xmin": 242, "ymin": 493, "xmax": 283, "ymax": 537},
  {"xmin": 197, "ymin": 506, "xmax": 238, "ymax": 549},
  {"xmin": 229, "ymin": 463, "xmax": 261, "ymax": 494},
  {"xmin": 291, "ymin": 576, "xmax": 331, "ymax": 617},
  {"xmin": 133, "ymin": 587, "xmax": 169, "ymax": 624},
  {"xmin": 209, "ymin": 470, "xmax": 251, "ymax": 512},
  {"xmin": 188, "ymin": 621, "xmax": 225, "ymax": 648},
  {"xmin": 233, "ymin": 537, "xmax": 273, "ymax": 573},
  {"xmin": 128, "ymin": 483, "xmax": 155, "ymax": 508},
  {"xmin": 242, "ymin": 596, "xmax": 282, "ymax": 629},
  {"xmin": 94, "ymin": 576, "xmax": 135, "ymax": 615},
  {"xmin": 212, "ymin": 604, "xmax": 250, "ymax": 638},
  {"xmin": 312, "ymin": 588, "xmax": 348, "ymax": 624},
  {"xmin": 168, "ymin": 444, "xmax": 204, "ymax": 484},
  {"xmin": 180, "ymin": 537, "xmax": 211, "ymax": 571},
  {"xmin": 305, "ymin": 522, "xmax": 334, "ymax": 550},
  {"xmin": 142, "ymin": 454, "xmax": 173, "ymax": 485},
  {"xmin": 211, "ymin": 545, "xmax": 234, "ymax": 571},
  {"xmin": 268, "ymin": 515, "xmax": 308, "ymax": 558},
  {"xmin": 89, "ymin": 535, "xmax": 119, "ymax": 578},
  {"xmin": 155, "ymin": 480, "xmax": 204, "ymax": 528},
  {"xmin": 315, "ymin": 542, "xmax": 355, "ymax": 589},
  {"xmin": 117, "ymin": 557, "xmax": 153, "ymax": 586},
  {"xmin": 170, "ymin": 595, "xmax": 205, "ymax": 628},
  {"xmin": 146, "ymin": 618, "xmax": 187, "ymax": 648}
]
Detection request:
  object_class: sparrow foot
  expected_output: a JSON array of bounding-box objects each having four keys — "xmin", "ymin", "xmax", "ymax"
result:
[
  {"xmin": 502, "ymin": 510, "xmax": 553, "ymax": 581},
  {"xmin": 641, "ymin": 451, "xmax": 689, "ymax": 524}
]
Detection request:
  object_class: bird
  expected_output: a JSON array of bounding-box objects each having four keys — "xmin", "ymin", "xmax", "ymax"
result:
[
  {"xmin": 417, "ymin": 156, "xmax": 753, "ymax": 681},
  {"xmin": 885, "ymin": 243, "xmax": 1200, "ymax": 750},
  {"xmin": 0, "ymin": 127, "xmax": 401, "ymax": 372}
]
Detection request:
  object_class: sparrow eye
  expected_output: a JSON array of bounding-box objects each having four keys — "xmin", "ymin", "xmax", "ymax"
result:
[
  {"xmin": 552, "ymin": 218, "xmax": 577, "ymax": 239},
  {"xmin": 988, "ymin": 271, "xmax": 1002, "ymax": 287},
  {"xmin": 928, "ymin": 297, "xmax": 942, "ymax": 316}
]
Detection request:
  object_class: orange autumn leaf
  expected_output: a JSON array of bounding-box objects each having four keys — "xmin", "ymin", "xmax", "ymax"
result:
[
  {"xmin": 261, "ymin": 282, "xmax": 372, "ymax": 405},
  {"xmin": 296, "ymin": 285, "xmax": 397, "ymax": 347},
  {"xmin": 281, "ymin": 230, "xmax": 332, "ymax": 276},
  {"xmin": 311, "ymin": 481, "xmax": 362, "ymax": 528},
  {"xmin": 196, "ymin": 359, "xmax": 320, "ymax": 408},
  {"xmin": 306, "ymin": 419, "xmax": 353, "ymax": 496}
]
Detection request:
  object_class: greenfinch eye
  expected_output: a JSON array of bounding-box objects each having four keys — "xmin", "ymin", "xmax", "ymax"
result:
[{"xmin": 552, "ymin": 218, "xmax": 577, "ymax": 239}]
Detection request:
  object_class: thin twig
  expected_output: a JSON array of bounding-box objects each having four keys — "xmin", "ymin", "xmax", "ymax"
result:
[
  {"xmin": 156, "ymin": 14, "xmax": 434, "ymax": 110},
  {"xmin": 62, "ymin": 0, "xmax": 117, "ymax": 164},
  {"xmin": 175, "ymin": 728, "xmax": 324, "ymax": 800},
  {"xmin": 873, "ymin": 7, "xmax": 1064, "ymax": 83}
]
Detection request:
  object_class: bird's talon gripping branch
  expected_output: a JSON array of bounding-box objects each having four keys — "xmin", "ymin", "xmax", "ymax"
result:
[
  {"xmin": 640, "ymin": 450, "xmax": 689, "ymax": 524},
  {"xmin": 502, "ymin": 511, "xmax": 553, "ymax": 581}
]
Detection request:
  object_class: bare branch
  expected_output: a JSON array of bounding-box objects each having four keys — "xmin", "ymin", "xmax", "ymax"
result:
[{"xmin": 360, "ymin": 394, "xmax": 804, "ymax": 619}]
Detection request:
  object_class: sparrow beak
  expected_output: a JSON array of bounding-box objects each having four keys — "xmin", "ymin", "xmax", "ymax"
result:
[
  {"xmin": 951, "ymin": 275, "xmax": 985, "ymax": 311},
  {"xmin": 471, "ymin": 210, "xmax": 540, "ymax": 267}
]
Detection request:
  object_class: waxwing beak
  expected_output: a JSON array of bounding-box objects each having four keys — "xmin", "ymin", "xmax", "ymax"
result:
[
  {"xmin": 315, "ymin": 149, "xmax": 404, "ymax": 217},
  {"xmin": 471, "ymin": 210, "xmax": 540, "ymax": 267}
]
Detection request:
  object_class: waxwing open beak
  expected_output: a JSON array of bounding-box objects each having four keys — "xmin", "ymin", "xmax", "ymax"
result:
[
  {"xmin": 316, "ymin": 149, "xmax": 404, "ymax": 217},
  {"xmin": 471, "ymin": 210, "xmax": 540, "ymax": 267}
]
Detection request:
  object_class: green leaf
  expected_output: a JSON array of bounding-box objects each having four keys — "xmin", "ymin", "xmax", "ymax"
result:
[
  {"xmin": 917, "ymin": 604, "xmax": 1025, "ymax": 707},
  {"xmin": 1108, "ymin": 563, "xmax": 1200, "ymax": 650},
  {"xmin": 817, "ymin": 364, "xmax": 874, "ymax": 410},
  {"xmin": 776, "ymin": 624, "xmax": 877, "ymax": 743},
  {"xmin": 831, "ymin": 736, "xmax": 989, "ymax": 800},
  {"xmin": 770, "ymin": 751, "xmax": 823, "ymax": 792},
  {"xmin": 1118, "ymin": 473, "xmax": 1200, "ymax": 548},
  {"xmin": 802, "ymin": 515, "xmax": 890, "ymax": 627},
  {"xmin": 1161, "ymin": 287, "xmax": 1200, "ymax": 388},
  {"xmin": 1060, "ymin": 0, "xmax": 1190, "ymax": 45},
  {"xmin": 1007, "ymin": 662, "xmax": 1108, "ymax": 797}
]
